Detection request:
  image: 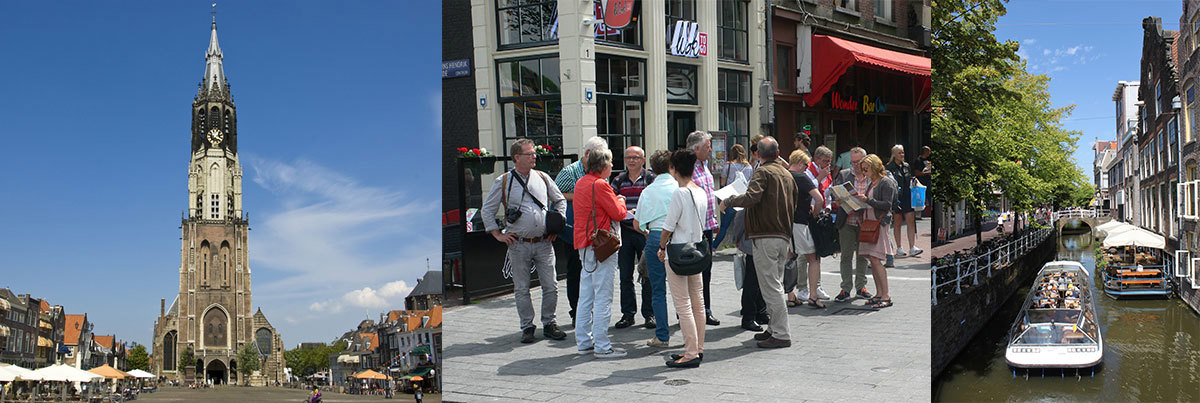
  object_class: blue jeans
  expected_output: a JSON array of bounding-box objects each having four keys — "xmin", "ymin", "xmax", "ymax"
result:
[
  {"xmin": 618, "ymin": 227, "xmax": 651, "ymax": 319},
  {"xmin": 711, "ymin": 206, "xmax": 736, "ymax": 249},
  {"xmin": 577, "ymin": 246, "xmax": 617, "ymax": 352},
  {"xmin": 644, "ymin": 230, "xmax": 670, "ymax": 342}
]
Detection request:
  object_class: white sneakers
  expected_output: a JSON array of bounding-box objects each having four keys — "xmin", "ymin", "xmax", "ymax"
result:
[
  {"xmin": 816, "ymin": 287, "xmax": 831, "ymax": 300},
  {"xmin": 895, "ymin": 246, "xmax": 924, "ymax": 258},
  {"xmin": 796, "ymin": 288, "xmax": 811, "ymax": 301}
]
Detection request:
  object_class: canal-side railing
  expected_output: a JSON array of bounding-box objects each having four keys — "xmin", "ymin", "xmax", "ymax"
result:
[{"xmin": 932, "ymin": 227, "xmax": 1053, "ymax": 306}]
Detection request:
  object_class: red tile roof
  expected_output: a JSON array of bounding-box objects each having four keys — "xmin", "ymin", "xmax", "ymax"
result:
[
  {"xmin": 359, "ymin": 333, "xmax": 379, "ymax": 351},
  {"xmin": 64, "ymin": 314, "xmax": 86, "ymax": 345},
  {"xmin": 93, "ymin": 335, "xmax": 114, "ymax": 350},
  {"xmin": 39, "ymin": 300, "xmax": 50, "ymax": 313}
]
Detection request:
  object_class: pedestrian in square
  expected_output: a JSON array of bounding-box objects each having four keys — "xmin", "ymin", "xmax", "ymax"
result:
[
  {"xmin": 656, "ymin": 148, "xmax": 709, "ymax": 367},
  {"xmin": 857, "ymin": 154, "xmax": 897, "ymax": 309},
  {"xmin": 611, "ymin": 145, "xmax": 655, "ymax": 329},
  {"xmin": 726, "ymin": 207, "xmax": 769, "ymax": 331},
  {"xmin": 721, "ymin": 136, "xmax": 797, "ymax": 348},
  {"xmin": 830, "ymin": 147, "xmax": 873, "ymax": 302},
  {"xmin": 480, "ymin": 139, "xmax": 569, "ymax": 343},
  {"xmin": 554, "ymin": 136, "xmax": 609, "ymax": 326},
  {"xmin": 787, "ymin": 149, "xmax": 827, "ymax": 309},
  {"xmin": 711, "ymin": 144, "xmax": 753, "ymax": 250},
  {"xmin": 635, "ymin": 150, "xmax": 678, "ymax": 348},
  {"xmin": 887, "ymin": 145, "xmax": 922, "ymax": 258},
  {"xmin": 573, "ymin": 147, "xmax": 628, "ymax": 358},
  {"xmin": 685, "ymin": 131, "xmax": 722, "ymax": 326}
]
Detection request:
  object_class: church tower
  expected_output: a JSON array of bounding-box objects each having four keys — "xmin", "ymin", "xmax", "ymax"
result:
[{"xmin": 153, "ymin": 13, "xmax": 284, "ymax": 386}]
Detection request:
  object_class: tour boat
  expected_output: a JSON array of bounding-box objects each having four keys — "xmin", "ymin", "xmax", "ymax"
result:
[{"xmin": 1005, "ymin": 261, "xmax": 1103, "ymax": 369}]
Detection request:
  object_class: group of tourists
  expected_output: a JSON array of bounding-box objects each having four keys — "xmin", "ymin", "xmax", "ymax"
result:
[{"xmin": 479, "ymin": 131, "xmax": 925, "ymax": 369}]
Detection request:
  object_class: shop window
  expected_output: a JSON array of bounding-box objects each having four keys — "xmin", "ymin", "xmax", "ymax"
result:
[
  {"xmin": 875, "ymin": 0, "xmax": 892, "ymax": 20},
  {"xmin": 665, "ymin": 0, "xmax": 696, "ymax": 51},
  {"xmin": 718, "ymin": 0, "xmax": 749, "ymax": 63},
  {"xmin": 594, "ymin": 0, "xmax": 640, "ymax": 47},
  {"xmin": 597, "ymin": 55, "xmax": 646, "ymax": 172},
  {"xmin": 718, "ymin": 69, "xmax": 751, "ymax": 151},
  {"xmin": 496, "ymin": 0, "xmax": 557, "ymax": 48},
  {"xmin": 666, "ymin": 63, "xmax": 698, "ymax": 104},
  {"xmin": 498, "ymin": 56, "xmax": 564, "ymax": 153}
]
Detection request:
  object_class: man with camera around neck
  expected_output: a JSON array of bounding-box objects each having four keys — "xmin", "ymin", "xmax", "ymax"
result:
[{"xmin": 481, "ymin": 139, "xmax": 569, "ymax": 343}]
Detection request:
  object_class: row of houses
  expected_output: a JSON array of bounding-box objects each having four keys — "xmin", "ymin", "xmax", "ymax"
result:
[
  {"xmin": 1098, "ymin": 9, "xmax": 1200, "ymax": 313},
  {"xmin": 328, "ymin": 271, "xmax": 444, "ymax": 389},
  {"xmin": 0, "ymin": 288, "xmax": 128, "ymax": 371}
]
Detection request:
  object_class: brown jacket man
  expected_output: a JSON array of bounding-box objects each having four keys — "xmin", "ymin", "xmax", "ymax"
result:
[{"xmin": 724, "ymin": 158, "xmax": 796, "ymax": 240}]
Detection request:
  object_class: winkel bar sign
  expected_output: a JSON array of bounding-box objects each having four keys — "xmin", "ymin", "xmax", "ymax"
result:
[{"xmin": 670, "ymin": 21, "xmax": 707, "ymax": 58}]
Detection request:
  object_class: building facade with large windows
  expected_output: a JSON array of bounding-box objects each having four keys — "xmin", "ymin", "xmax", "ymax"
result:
[
  {"xmin": 1175, "ymin": 1, "xmax": 1200, "ymax": 313},
  {"xmin": 1137, "ymin": 17, "xmax": 1180, "ymax": 256},
  {"xmin": 470, "ymin": 0, "xmax": 768, "ymax": 170}
]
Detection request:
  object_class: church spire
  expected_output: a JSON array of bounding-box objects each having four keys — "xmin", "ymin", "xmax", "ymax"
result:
[{"xmin": 202, "ymin": 3, "xmax": 226, "ymax": 95}]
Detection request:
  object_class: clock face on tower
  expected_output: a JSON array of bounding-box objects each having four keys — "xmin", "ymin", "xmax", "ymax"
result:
[{"xmin": 207, "ymin": 128, "xmax": 224, "ymax": 147}]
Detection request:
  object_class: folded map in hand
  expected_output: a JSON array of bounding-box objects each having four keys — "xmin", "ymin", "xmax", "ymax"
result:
[
  {"xmin": 830, "ymin": 182, "xmax": 867, "ymax": 211},
  {"xmin": 713, "ymin": 171, "xmax": 749, "ymax": 201}
]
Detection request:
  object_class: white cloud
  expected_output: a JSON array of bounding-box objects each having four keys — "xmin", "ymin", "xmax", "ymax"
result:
[
  {"xmin": 243, "ymin": 156, "xmax": 438, "ymax": 310},
  {"xmin": 1043, "ymin": 49, "xmax": 1051, "ymax": 56},
  {"xmin": 308, "ymin": 280, "xmax": 413, "ymax": 313},
  {"xmin": 1023, "ymin": 38, "xmax": 1037, "ymax": 45}
]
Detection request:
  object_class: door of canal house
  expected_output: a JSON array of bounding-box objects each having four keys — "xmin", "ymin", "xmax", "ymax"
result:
[{"xmin": 934, "ymin": 232, "xmax": 1200, "ymax": 401}]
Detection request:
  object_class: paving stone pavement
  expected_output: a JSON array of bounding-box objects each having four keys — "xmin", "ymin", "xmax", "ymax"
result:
[{"xmin": 444, "ymin": 221, "xmax": 931, "ymax": 402}]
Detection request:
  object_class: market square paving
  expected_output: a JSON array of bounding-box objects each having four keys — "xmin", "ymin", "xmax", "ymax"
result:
[
  {"xmin": 442, "ymin": 222, "xmax": 932, "ymax": 402},
  {"xmin": 136, "ymin": 386, "xmax": 439, "ymax": 402}
]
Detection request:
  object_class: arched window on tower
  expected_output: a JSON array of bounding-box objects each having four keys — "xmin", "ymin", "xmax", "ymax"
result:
[
  {"xmin": 197, "ymin": 109, "xmax": 207, "ymax": 131},
  {"xmin": 200, "ymin": 242, "xmax": 210, "ymax": 286},
  {"xmin": 210, "ymin": 106, "xmax": 220, "ymax": 130}
]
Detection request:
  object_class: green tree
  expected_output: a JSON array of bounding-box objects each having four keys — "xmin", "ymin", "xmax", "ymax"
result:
[
  {"xmin": 933, "ymin": 0, "xmax": 1092, "ymax": 241},
  {"xmin": 284, "ymin": 341, "xmax": 347, "ymax": 378},
  {"xmin": 237, "ymin": 343, "xmax": 260, "ymax": 385},
  {"xmin": 180, "ymin": 346, "xmax": 196, "ymax": 378},
  {"xmin": 126, "ymin": 343, "xmax": 150, "ymax": 371}
]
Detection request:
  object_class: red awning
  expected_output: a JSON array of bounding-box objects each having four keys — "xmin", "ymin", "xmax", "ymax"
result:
[{"xmin": 804, "ymin": 35, "xmax": 931, "ymax": 108}]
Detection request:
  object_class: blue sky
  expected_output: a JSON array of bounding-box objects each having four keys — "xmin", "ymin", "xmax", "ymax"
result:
[
  {"xmin": 0, "ymin": 2, "xmax": 441, "ymax": 349},
  {"xmin": 995, "ymin": 0, "xmax": 1181, "ymax": 177}
]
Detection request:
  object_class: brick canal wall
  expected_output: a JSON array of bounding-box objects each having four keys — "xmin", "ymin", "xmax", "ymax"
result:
[{"xmin": 931, "ymin": 231, "xmax": 1058, "ymax": 378}]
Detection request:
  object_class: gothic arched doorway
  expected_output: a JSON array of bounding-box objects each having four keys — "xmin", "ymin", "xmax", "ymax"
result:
[{"xmin": 205, "ymin": 360, "xmax": 227, "ymax": 385}]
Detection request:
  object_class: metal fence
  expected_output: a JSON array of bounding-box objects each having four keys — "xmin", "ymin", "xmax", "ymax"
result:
[
  {"xmin": 1050, "ymin": 207, "xmax": 1108, "ymax": 221},
  {"xmin": 931, "ymin": 227, "xmax": 1053, "ymax": 306}
]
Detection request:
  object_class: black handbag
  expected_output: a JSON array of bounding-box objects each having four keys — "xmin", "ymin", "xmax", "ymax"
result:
[
  {"xmin": 668, "ymin": 188, "xmax": 711, "ymax": 276},
  {"xmin": 811, "ymin": 211, "xmax": 840, "ymax": 258}
]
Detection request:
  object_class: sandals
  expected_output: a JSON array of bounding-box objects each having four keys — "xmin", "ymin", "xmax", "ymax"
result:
[
  {"xmin": 869, "ymin": 299, "xmax": 894, "ymax": 309},
  {"xmin": 787, "ymin": 295, "xmax": 801, "ymax": 307},
  {"xmin": 807, "ymin": 298, "xmax": 826, "ymax": 309},
  {"xmin": 866, "ymin": 296, "xmax": 882, "ymax": 305}
]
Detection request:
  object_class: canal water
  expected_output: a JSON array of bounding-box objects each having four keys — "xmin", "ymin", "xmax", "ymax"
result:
[{"xmin": 934, "ymin": 232, "xmax": 1200, "ymax": 402}]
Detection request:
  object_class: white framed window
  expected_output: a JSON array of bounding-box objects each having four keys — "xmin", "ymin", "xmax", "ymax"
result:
[
  {"xmin": 1192, "ymin": 257, "xmax": 1200, "ymax": 289},
  {"xmin": 875, "ymin": 0, "xmax": 892, "ymax": 20},
  {"xmin": 837, "ymin": 0, "xmax": 857, "ymax": 12},
  {"xmin": 210, "ymin": 195, "xmax": 220, "ymax": 219}
]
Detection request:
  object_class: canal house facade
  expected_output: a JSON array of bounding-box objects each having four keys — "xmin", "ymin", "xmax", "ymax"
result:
[
  {"xmin": 1176, "ymin": 1, "xmax": 1200, "ymax": 312},
  {"xmin": 1137, "ymin": 17, "xmax": 1180, "ymax": 262}
]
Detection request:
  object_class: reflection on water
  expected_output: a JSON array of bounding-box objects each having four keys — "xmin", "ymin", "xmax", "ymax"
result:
[{"xmin": 934, "ymin": 233, "xmax": 1200, "ymax": 402}]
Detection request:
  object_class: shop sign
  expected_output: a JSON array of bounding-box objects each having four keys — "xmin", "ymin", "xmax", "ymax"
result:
[
  {"xmin": 669, "ymin": 21, "xmax": 707, "ymax": 58},
  {"xmin": 602, "ymin": 0, "xmax": 635, "ymax": 29},
  {"xmin": 831, "ymin": 92, "xmax": 887, "ymax": 114},
  {"xmin": 441, "ymin": 59, "xmax": 470, "ymax": 79}
]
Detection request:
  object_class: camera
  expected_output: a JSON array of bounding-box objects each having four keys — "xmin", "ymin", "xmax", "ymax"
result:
[{"xmin": 505, "ymin": 206, "xmax": 522, "ymax": 224}]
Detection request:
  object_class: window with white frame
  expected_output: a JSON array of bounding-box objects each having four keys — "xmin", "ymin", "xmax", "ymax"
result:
[
  {"xmin": 210, "ymin": 194, "xmax": 220, "ymax": 219},
  {"xmin": 875, "ymin": 0, "xmax": 892, "ymax": 20},
  {"xmin": 838, "ymin": 0, "xmax": 858, "ymax": 12}
]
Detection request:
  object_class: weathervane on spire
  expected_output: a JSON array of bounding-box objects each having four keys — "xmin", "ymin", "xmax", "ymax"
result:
[{"xmin": 211, "ymin": 3, "xmax": 217, "ymax": 25}]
